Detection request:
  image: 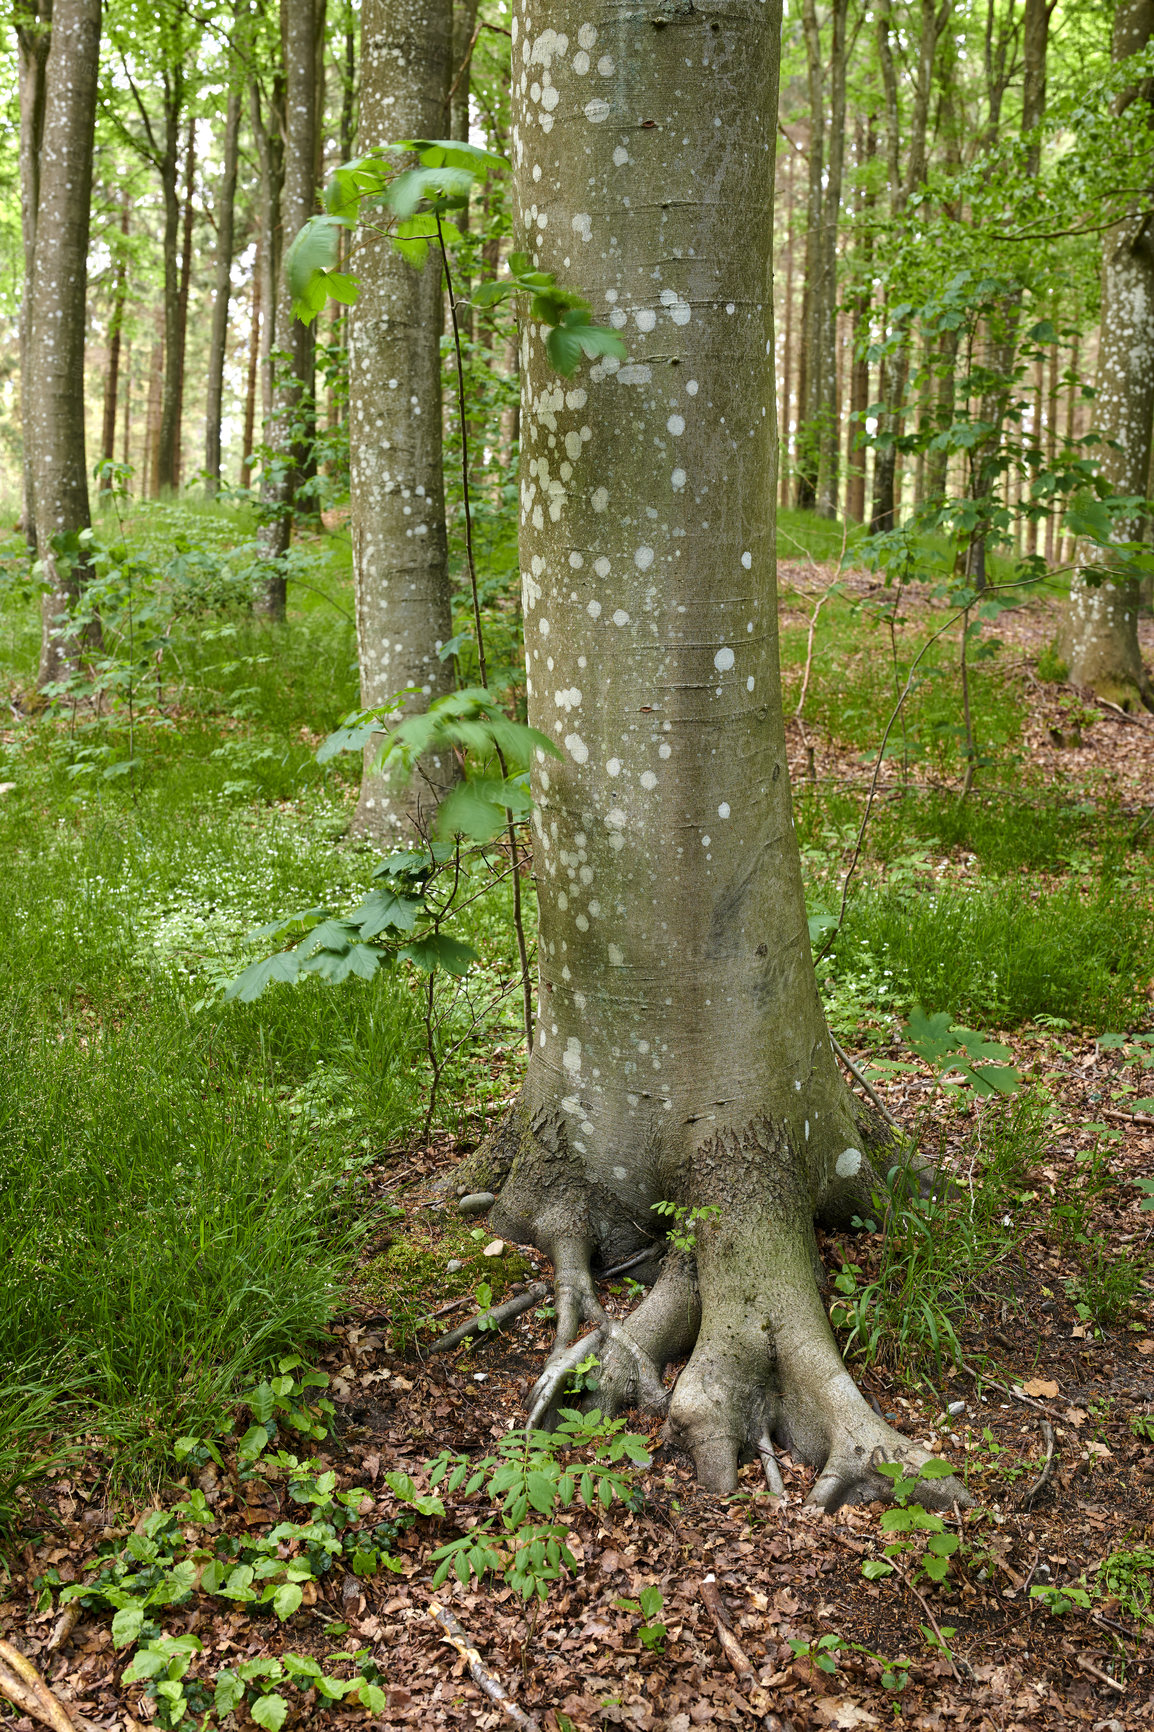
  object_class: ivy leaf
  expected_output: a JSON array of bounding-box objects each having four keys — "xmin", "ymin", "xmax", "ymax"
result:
[{"xmin": 398, "ymin": 933, "xmax": 478, "ymax": 976}]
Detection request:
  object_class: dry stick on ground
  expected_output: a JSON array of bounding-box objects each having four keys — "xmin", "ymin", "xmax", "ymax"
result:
[
  {"xmin": 429, "ymin": 1282, "xmax": 549, "ymax": 1354},
  {"xmin": 429, "ymin": 1602, "xmax": 541, "ymax": 1731},
  {"xmin": 0, "ymin": 1640, "xmax": 83, "ymax": 1732},
  {"xmin": 829, "ymin": 1034, "xmax": 903, "ymax": 1131},
  {"xmin": 699, "ymin": 1576, "xmax": 757, "ymax": 1684},
  {"xmin": 1020, "ymin": 1419, "xmax": 1056, "ymax": 1511},
  {"xmin": 45, "ymin": 1602, "xmax": 81, "ymax": 1654},
  {"xmin": 1076, "ymin": 1653, "xmax": 1126, "ymax": 1694}
]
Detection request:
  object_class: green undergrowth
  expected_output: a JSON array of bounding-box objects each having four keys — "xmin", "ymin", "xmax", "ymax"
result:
[{"xmin": 357, "ymin": 1208, "xmax": 532, "ymax": 1350}]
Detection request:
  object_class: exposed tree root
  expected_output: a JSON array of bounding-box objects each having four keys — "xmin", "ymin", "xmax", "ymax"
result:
[{"xmin": 429, "ymin": 1283, "xmax": 549, "ymax": 1356}]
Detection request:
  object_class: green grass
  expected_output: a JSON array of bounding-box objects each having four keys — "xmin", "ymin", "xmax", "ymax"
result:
[{"xmin": 825, "ymin": 875, "xmax": 1153, "ymax": 1032}]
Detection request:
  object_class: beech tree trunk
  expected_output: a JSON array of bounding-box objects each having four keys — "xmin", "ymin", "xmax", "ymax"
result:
[
  {"xmin": 16, "ymin": 0, "xmax": 51, "ymax": 552},
  {"xmin": 1064, "ymin": 0, "xmax": 1154, "ymax": 710},
  {"xmin": 348, "ymin": 0, "xmax": 455, "ymax": 840},
  {"xmin": 30, "ymin": 0, "xmax": 102, "ymax": 687},
  {"xmin": 241, "ymin": 257, "xmax": 261, "ymax": 486},
  {"xmin": 255, "ymin": 0, "xmax": 325, "ymax": 619},
  {"xmin": 468, "ymin": 0, "xmax": 967, "ymax": 1510},
  {"xmin": 205, "ymin": 72, "xmax": 242, "ymax": 495},
  {"xmin": 99, "ymin": 200, "xmax": 130, "ymax": 488},
  {"xmin": 155, "ymin": 68, "xmax": 185, "ymax": 492}
]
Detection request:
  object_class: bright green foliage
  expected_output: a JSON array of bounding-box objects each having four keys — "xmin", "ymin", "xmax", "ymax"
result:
[
  {"xmin": 614, "ymin": 1585, "xmax": 667, "ymax": 1652},
  {"xmin": 788, "ymin": 1631, "xmax": 912, "ymax": 1694},
  {"xmin": 424, "ymin": 1409, "xmax": 651, "ymax": 1602},
  {"xmin": 1030, "ymin": 1582, "xmax": 1092, "ymax": 1617},
  {"xmin": 1097, "ymin": 1546, "xmax": 1154, "ymax": 1625},
  {"xmin": 287, "ymin": 138, "xmax": 625, "ymax": 377},
  {"xmin": 867, "ymin": 1458, "xmax": 961, "ymax": 1585},
  {"xmin": 651, "ymin": 1200, "xmax": 721, "ymax": 1254},
  {"xmin": 901, "ymin": 1006, "xmax": 1020, "ymax": 1097}
]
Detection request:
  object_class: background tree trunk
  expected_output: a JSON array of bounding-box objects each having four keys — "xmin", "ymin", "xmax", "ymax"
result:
[
  {"xmin": 241, "ymin": 252, "xmax": 261, "ymax": 486},
  {"xmin": 16, "ymin": 0, "xmax": 52, "ymax": 553},
  {"xmin": 348, "ymin": 0, "xmax": 455, "ymax": 840},
  {"xmin": 1064, "ymin": 0, "xmax": 1154, "ymax": 710},
  {"xmin": 172, "ymin": 119, "xmax": 196, "ymax": 489},
  {"xmin": 30, "ymin": 0, "xmax": 103, "ymax": 686},
  {"xmin": 99, "ymin": 199, "xmax": 130, "ymax": 489},
  {"xmin": 479, "ymin": 0, "xmax": 965, "ymax": 1513},
  {"xmin": 205, "ymin": 69, "xmax": 242, "ymax": 495},
  {"xmin": 154, "ymin": 67, "xmax": 185, "ymax": 492},
  {"xmin": 255, "ymin": 0, "xmax": 325, "ymax": 619}
]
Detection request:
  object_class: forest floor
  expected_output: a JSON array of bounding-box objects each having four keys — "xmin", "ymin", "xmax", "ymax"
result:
[{"xmin": 3, "ymin": 525, "xmax": 1154, "ymax": 1732}]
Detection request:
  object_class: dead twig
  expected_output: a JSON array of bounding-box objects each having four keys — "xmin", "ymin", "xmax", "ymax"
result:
[
  {"xmin": 45, "ymin": 1602, "xmax": 81, "ymax": 1653},
  {"xmin": 700, "ymin": 1576, "xmax": 755, "ymax": 1682},
  {"xmin": 886, "ymin": 1560, "xmax": 968, "ymax": 1684},
  {"xmin": 829, "ymin": 1035, "xmax": 903, "ymax": 1131},
  {"xmin": 1103, "ymin": 1107, "xmax": 1154, "ymax": 1128},
  {"xmin": 429, "ymin": 1282, "xmax": 549, "ymax": 1355},
  {"xmin": 1020, "ymin": 1420, "xmax": 1056, "ymax": 1511},
  {"xmin": 429, "ymin": 1601, "xmax": 540, "ymax": 1731},
  {"xmin": 0, "ymin": 1639, "xmax": 85, "ymax": 1732},
  {"xmin": 1075, "ymin": 1653, "xmax": 1126, "ymax": 1693}
]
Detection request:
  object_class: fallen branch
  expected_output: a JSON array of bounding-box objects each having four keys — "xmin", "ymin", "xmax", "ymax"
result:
[
  {"xmin": 1102, "ymin": 1107, "xmax": 1154, "ymax": 1129},
  {"xmin": 830, "ymin": 1035, "xmax": 903, "ymax": 1131},
  {"xmin": 1020, "ymin": 1420, "xmax": 1056, "ymax": 1511},
  {"xmin": 45, "ymin": 1602, "xmax": 81, "ymax": 1653},
  {"xmin": 1076, "ymin": 1653, "xmax": 1126, "ymax": 1693},
  {"xmin": 429, "ymin": 1282, "xmax": 549, "ymax": 1355},
  {"xmin": 700, "ymin": 1576, "xmax": 756, "ymax": 1683},
  {"xmin": 429, "ymin": 1601, "xmax": 540, "ymax": 1731},
  {"xmin": 0, "ymin": 1639, "xmax": 85, "ymax": 1732}
]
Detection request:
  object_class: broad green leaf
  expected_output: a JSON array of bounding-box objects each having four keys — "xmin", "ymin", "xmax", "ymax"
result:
[
  {"xmin": 917, "ymin": 1458, "xmax": 957, "ymax": 1479},
  {"xmin": 386, "ymin": 164, "xmax": 476, "ymax": 218},
  {"xmin": 348, "ymin": 886, "xmax": 423, "ymax": 937},
  {"xmin": 546, "ymin": 311, "xmax": 628, "ymax": 377},
  {"xmin": 111, "ymin": 1603, "xmax": 145, "ymax": 1648},
  {"xmin": 251, "ymin": 1693, "xmax": 289, "ymax": 1731},
  {"xmin": 299, "ymin": 942, "xmax": 382, "ymax": 984},
  {"xmin": 398, "ymin": 932, "xmax": 479, "ymax": 976},
  {"xmin": 271, "ymin": 1582, "xmax": 303, "ymax": 1620},
  {"xmin": 1065, "ymin": 494, "xmax": 1114, "ymax": 544},
  {"xmin": 214, "ymin": 1671, "xmax": 244, "ymax": 1715},
  {"xmin": 222, "ymin": 952, "xmax": 301, "ymax": 1003},
  {"xmin": 358, "ymin": 1682, "xmax": 387, "ymax": 1715},
  {"xmin": 286, "ymin": 216, "xmax": 349, "ymax": 321},
  {"xmin": 247, "ymin": 907, "xmax": 329, "ymax": 942}
]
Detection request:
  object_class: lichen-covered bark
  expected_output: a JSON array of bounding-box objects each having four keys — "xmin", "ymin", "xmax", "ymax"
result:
[
  {"xmin": 348, "ymin": 0, "xmax": 457, "ymax": 841},
  {"xmin": 1064, "ymin": 0, "xmax": 1154, "ymax": 712},
  {"xmin": 480, "ymin": 0, "xmax": 965, "ymax": 1509},
  {"xmin": 29, "ymin": 0, "xmax": 102, "ymax": 687}
]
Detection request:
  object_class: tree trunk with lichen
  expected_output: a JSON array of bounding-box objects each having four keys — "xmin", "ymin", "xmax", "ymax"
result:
[
  {"xmin": 463, "ymin": 0, "xmax": 966, "ymax": 1511},
  {"xmin": 1063, "ymin": 0, "xmax": 1154, "ymax": 712},
  {"xmin": 30, "ymin": 0, "xmax": 103, "ymax": 687},
  {"xmin": 348, "ymin": 0, "xmax": 457, "ymax": 842}
]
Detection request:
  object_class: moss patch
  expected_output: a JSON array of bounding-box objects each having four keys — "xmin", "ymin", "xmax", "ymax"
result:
[{"xmin": 355, "ymin": 1205, "xmax": 531, "ymax": 1350}]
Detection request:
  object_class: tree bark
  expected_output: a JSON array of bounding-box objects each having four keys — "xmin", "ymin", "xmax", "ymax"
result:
[
  {"xmin": 15, "ymin": 0, "xmax": 52, "ymax": 552},
  {"xmin": 241, "ymin": 253, "xmax": 261, "ymax": 486},
  {"xmin": 205, "ymin": 68, "xmax": 243, "ymax": 495},
  {"xmin": 1064, "ymin": 0, "xmax": 1154, "ymax": 710},
  {"xmin": 255, "ymin": 0, "xmax": 325, "ymax": 619},
  {"xmin": 99, "ymin": 199, "xmax": 130, "ymax": 489},
  {"xmin": 30, "ymin": 0, "xmax": 103, "ymax": 687},
  {"xmin": 154, "ymin": 66, "xmax": 185, "ymax": 492},
  {"xmin": 470, "ymin": 0, "xmax": 967, "ymax": 1511},
  {"xmin": 348, "ymin": 0, "xmax": 455, "ymax": 840},
  {"xmin": 172, "ymin": 119, "xmax": 196, "ymax": 489},
  {"xmin": 250, "ymin": 67, "xmax": 286, "ymax": 435}
]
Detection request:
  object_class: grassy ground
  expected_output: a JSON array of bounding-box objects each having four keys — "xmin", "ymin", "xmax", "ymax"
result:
[
  {"xmin": 1, "ymin": 502, "xmax": 1151, "ymax": 1484},
  {"xmin": 2, "ymin": 501, "xmax": 1154, "ymax": 1726}
]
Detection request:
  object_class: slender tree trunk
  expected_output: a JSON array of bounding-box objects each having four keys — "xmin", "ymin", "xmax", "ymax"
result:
[
  {"xmin": 796, "ymin": 17, "xmax": 823, "ymax": 513},
  {"xmin": 155, "ymin": 68, "xmax": 185, "ymax": 492},
  {"xmin": 145, "ymin": 320, "xmax": 164, "ymax": 497},
  {"xmin": 172, "ymin": 120, "xmax": 196, "ymax": 489},
  {"xmin": 250, "ymin": 72, "xmax": 285, "ymax": 433},
  {"xmin": 205, "ymin": 71, "xmax": 242, "ymax": 495},
  {"xmin": 29, "ymin": 0, "xmax": 103, "ymax": 687},
  {"xmin": 16, "ymin": 0, "xmax": 51, "ymax": 552},
  {"xmin": 470, "ymin": 0, "xmax": 967, "ymax": 1517},
  {"xmin": 99, "ymin": 199, "xmax": 130, "ymax": 489},
  {"xmin": 815, "ymin": 0, "xmax": 848, "ymax": 518},
  {"xmin": 1044, "ymin": 316, "xmax": 1059, "ymax": 563},
  {"xmin": 844, "ymin": 118, "xmax": 874, "ymax": 525},
  {"xmin": 255, "ymin": 0, "xmax": 324, "ymax": 619},
  {"xmin": 241, "ymin": 255, "xmax": 261, "ymax": 486},
  {"xmin": 1064, "ymin": 0, "xmax": 1154, "ymax": 710},
  {"xmin": 779, "ymin": 136, "xmax": 795, "ymax": 511},
  {"xmin": 349, "ymin": 0, "xmax": 455, "ymax": 839},
  {"xmin": 121, "ymin": 339, "xmax": 133, "ymax": 467}
]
